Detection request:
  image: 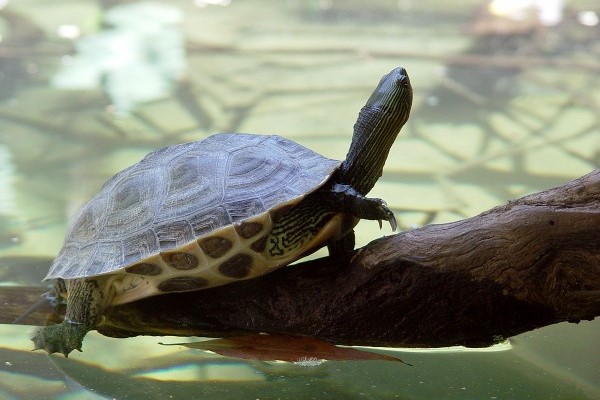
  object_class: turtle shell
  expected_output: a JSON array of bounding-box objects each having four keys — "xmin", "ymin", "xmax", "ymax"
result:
[{"xmin": 47, "ymin": 134, "xmax": 340, "ymax": 293}]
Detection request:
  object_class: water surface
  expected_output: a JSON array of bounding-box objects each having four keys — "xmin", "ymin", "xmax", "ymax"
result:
[{"xmin": 0, "ymin": 0, "xmax": 598, "ymax": 398}]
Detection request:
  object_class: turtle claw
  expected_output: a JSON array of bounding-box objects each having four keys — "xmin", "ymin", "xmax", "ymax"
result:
[
  {"xmin": 376, "ymin": 217, "xmax": 397, "ymax": 231},
  {"xmin": 372, "ymin": 199, "xmax": 397, "ymax": 232},
  {"xmin": 32, "ymin": 322, "xmax": 88, "ymax": 357},
  {"xmin": 388, "ymin": 214, "xmax": 398, "ymax": 232}
]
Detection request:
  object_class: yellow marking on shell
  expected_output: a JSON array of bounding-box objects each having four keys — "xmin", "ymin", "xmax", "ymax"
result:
[
  {"xmin": 110, "ymin": 209, "xmax": 273, "ymax": 305},
  {"xmin": 110, "ymin": 195, "xmax": 353, "ymax": 306}
]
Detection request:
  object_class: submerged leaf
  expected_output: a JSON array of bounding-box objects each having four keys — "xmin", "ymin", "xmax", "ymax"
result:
[{"xmin": 162, "ymin": 334, "xmax": 408, "ymax": 364}]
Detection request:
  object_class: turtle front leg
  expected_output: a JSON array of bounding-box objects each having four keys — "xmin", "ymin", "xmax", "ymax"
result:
[
  {"xmin": 321, "ymin": 183, "xmax": 397, "ymax": 231},
  {"xmin": 327, "ymin": 229, "xmax": 356, "ymax": 257},
  {"xmin": 32, "ymin": 276, "xmax": 114, "ymax": 357}
]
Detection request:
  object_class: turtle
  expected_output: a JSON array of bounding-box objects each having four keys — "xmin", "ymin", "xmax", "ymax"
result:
[{"xmin": 32, "ymin": 66, "xmax": 413, "ymax": 356}]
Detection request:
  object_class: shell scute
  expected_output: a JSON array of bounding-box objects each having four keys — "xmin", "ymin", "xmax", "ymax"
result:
[
  {"xmin": 218, "ymin": 253, "xmax": 254, "ymax": 278},
  {"xmin": 250, "ymin": 236, "xmax": 268, "ymax": 253},
  {"xmin": 161, "ymin": 251, "xmax": 199, "ymax": 270},
  {"xmin": 222, "ymin": 198, "xmax": 265, "ymax": 223},
  {"xmin": 198, "ymin": 236, "xmax": 233, "ymax": 259},
  {"xmin": 125, "ymin": 263, "xmax": 161, "ymax": 276},
  {"xmin": 155, "ymin": 220, "xmax": 195, "ymax": 251},
  {"xmin": 235, "ymin": 221, "xmax": 263, "ymax": 239},
  {"xmin": 104, "ymin": 170, "xmax": 163, "ymax": 235},
  {"xmin": 121, "ymin": 229, "xmax": 159, "ymax": 267},
  {"xmin": 159, "ymin": 154, "xmax": 222, "ymax": 220},
  {"xmin": 187, "ymin": 205, "xmax": 230, "ymax": 237}
]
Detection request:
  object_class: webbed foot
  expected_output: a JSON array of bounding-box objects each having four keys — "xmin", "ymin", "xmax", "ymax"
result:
[
  {"xmin": 32, "ymin": 322, "xmax": 89, "ymax": 357},
  {"xmin": 324, "ymin": 183, "xmax": 397, "ymax": 231}
]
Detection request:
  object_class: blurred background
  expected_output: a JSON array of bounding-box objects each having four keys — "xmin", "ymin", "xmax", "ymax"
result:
[{"xmin": 0, "ymin": 0, "xmax": 598, "ymax": 399}]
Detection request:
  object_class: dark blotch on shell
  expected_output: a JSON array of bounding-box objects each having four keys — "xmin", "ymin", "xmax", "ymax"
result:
[
  {"xmin": 125, "ymin": 262, "xmax": 162, "ymax": 276},
  {"xmin": 199, "ymin": 236, "xmax": 233, "ymax": 258},
  {"xmin": 161, "ymin": 252, "xmax": 198, "ymax": 270},
  {"xmin": 157, "ymin": 276, "xmax": 210, "ymax": 292},
  {"xmin": 250, "ymin": 236, "xmax": 267, "ymax": 253},
  {"xmin": 218, "ymin": 253, "xmax": 253, "ymax": 278},
  {"xmin": 235, "ymin": 221, "xmax": 263, "ymax": 239}
]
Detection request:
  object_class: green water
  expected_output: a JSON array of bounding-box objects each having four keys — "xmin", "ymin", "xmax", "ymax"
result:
[{"xmin": 0, "ymin": 0, "xmax": 599, "ymax": 398}]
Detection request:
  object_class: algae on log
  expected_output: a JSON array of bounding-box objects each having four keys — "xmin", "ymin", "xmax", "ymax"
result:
[{"xmin": 4, "ymin": 170, "xmax": 600, "ymax": 347}]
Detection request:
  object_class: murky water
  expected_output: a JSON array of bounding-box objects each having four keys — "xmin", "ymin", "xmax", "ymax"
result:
[{"xmin": 0, "ymin": 0, "xmax": 599, "ymax": 399}]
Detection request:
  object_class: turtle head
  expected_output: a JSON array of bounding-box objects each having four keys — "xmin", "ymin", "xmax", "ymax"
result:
[
  {"xmin": 339, "ymin": 67, "xmax": 413, "ymax": 195},
  {"xmin": 365, "ymin": 67, "xmax": 412, "ymax": 128}
]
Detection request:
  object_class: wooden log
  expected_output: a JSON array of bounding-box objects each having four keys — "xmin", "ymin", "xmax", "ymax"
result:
[{"xmin": 5, "ymin": 170, "xmax": 599, "ymax": 347}]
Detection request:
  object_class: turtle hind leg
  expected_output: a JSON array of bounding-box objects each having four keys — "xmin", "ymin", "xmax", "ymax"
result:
[
  {"xmin": 32, "ymin": 321, "xmax": 90, "ymax": 357},
  {"xmin": 32, "ymin": 276, "xmax": 114, "ymax": 357}
]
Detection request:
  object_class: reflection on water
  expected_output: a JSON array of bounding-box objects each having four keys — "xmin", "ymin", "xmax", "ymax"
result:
[
  {"xmin": 0, "ymin": 0, "xmax": 599, "ymax": 399},
  {"xmin": 53, "ymin": 2, "xmax": 187, "ymax": 114}
]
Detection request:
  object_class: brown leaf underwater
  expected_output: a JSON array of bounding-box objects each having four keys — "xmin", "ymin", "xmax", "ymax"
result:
[{"xmin": 161, "ymin": 334, "xmax": 410, "ymax": 365}]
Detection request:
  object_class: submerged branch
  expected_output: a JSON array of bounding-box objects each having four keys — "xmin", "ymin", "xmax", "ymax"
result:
[{"xmin": 5, "ymin": 170, "xmax": 600, "ymax": 347}]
